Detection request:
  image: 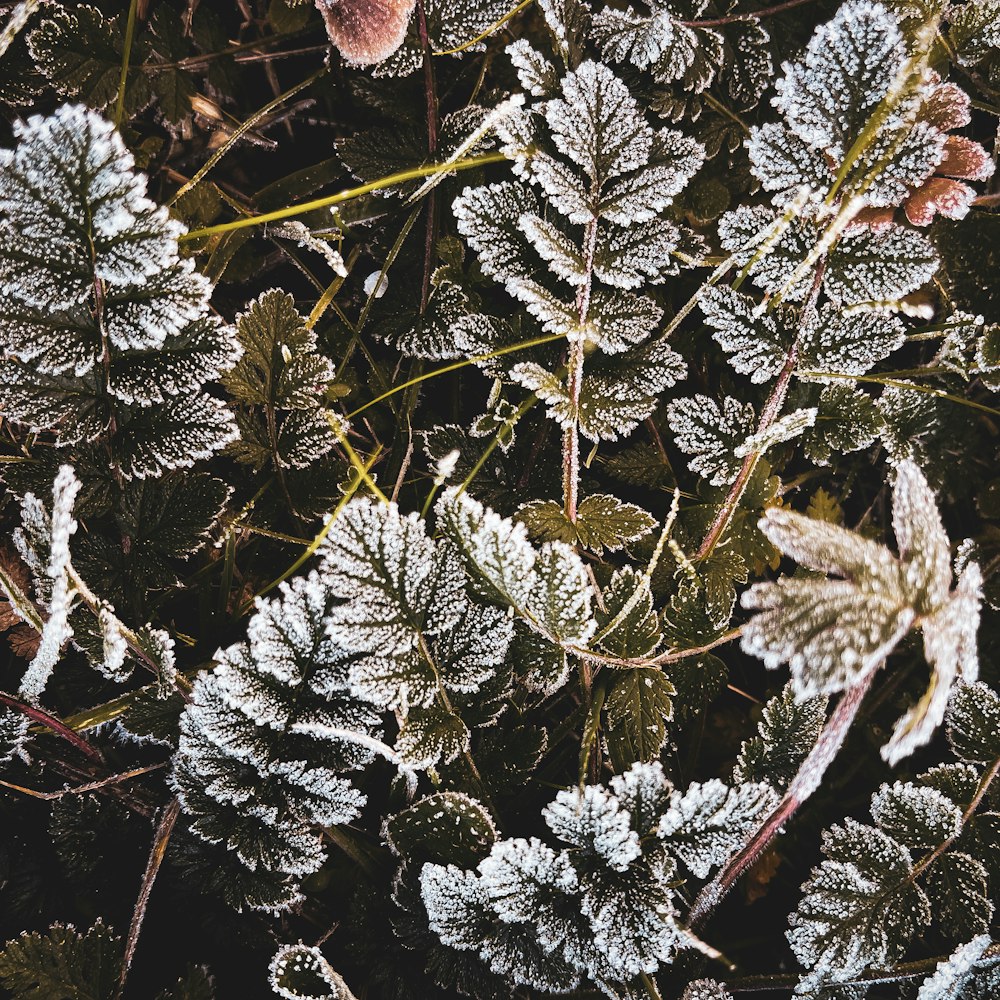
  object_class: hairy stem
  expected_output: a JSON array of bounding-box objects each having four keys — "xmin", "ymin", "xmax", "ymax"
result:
[
  {"xmin": 688, "ymin": 666, "xmax": 876, "ymax": 927},
  {"xmin": 680, "ymin": 0, "xmax": 816, "ymax": 27},
  {"xmin": 696, "ymin": 260, "xmax": 825, "ymax": 562}
]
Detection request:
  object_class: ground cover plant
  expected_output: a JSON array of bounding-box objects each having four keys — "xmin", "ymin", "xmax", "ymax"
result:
[{"xmin": 0, "ymin": 0, "xmax": 997, "ymax": 996}]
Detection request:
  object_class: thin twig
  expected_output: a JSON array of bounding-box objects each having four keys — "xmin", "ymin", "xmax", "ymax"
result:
[
  {"xmin": 0, "ymin": 763, "xmax": 165, "ymax": 801},
  {"xmin": 679, "ymin": 0, "xmax": 817, "ymax": 27},
  {"xmin": 116, "ymin": 798, "xmax": 181, "ymax": 1000}
]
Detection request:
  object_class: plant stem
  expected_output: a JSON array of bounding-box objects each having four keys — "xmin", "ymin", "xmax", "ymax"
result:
[
  {"xmin": 181, "ymin": 153, "xmax": 507, "ymax": 241},
  {"xmin": 696, "ymin": 259, "xmax": 825, "ymax": 562},
  {"xmin": 688, "ymin": 666, "xmax": 876, "ymax": 927},
  {"xmin": 0, "ymin": 691, "xmax": 104, "ymax": 762},
  {"xmin": 564, "ymin": 217, "xmax": 599, "ymax": 522},
  {"xmin": 679, "ymin": 0, "xmax": 816, "ymax": 27},
  {"xmin": 116, "ymin": 797, "xmax": 180, "ymax": 1000},
  {"xmin": 725, "ymin": 945, "xmax": 1000, "ymax": 992}
]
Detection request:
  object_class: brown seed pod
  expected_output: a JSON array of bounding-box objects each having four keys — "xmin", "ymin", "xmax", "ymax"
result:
[{"xmin": 315, "ymin": 0, "xmax": 417, "ymax": 67}]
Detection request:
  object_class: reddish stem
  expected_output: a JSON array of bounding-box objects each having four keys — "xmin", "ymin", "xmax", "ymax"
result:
[
  {"xmin": 0, "ymin": 691, "xmax": 104, "ymax": 763},
  {"xmin": 688, "ymin": 668, "xmax": 876, "ymax": 927},
  {"xmin": 679, "ymin": 0, "xmax": 816, "ymax": 28}
]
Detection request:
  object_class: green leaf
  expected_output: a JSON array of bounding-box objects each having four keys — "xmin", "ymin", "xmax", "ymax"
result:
[
  {"xmin": 923, "ymin": 854, "xmax": 994, "ymax": 940},
  {"xmin": 0, "ymin": 920, "xmax": 121, "ymax": 1000},
  {"xmin": 396, "ymin": 706, "xmax": 471, "ymax": 769},
  {"xmin": 734, "ymin": 684, "xmax": 828, "ymax": 789},
  {"xmin": 605, "ymin": 668, "xmax": 675, "ymax": 769},
  {"xmin": 947, "ymin": 682, "xmax": 1000, "ymax": 765},
  {"xmin": 386, "ymin": 792, "xmax": 497, "ymax": 868},
  {"xmin": 517, "ymin": 494, "xmax": 655, "ymax": 555},
  {"xmin": 949, "ymin": 0, "xmax": 1000, "ymax": 66},
  {"xmin": 29, "ymin": 5, "xmax": 150, "ymax": 113},
  {"xmin": 595, "ymin": 567, "xmax": 662, "ymax": 660}
]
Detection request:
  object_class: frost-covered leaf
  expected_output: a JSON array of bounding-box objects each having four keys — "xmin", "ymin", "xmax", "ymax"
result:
[
  {"xmin": 396, "ymin": 707, "xmax": 471, "ymax": 769},
  {"xmin": 924, "ymin": 853, "xmax": 994, "ymax": 941},
  {"xmin": 734, "ymin": 684, "xmax": 828, "ymax": 789},
  {"xmin": 0, "ymin": 920, "xmax": 120, "ymax": 1000},
  {"xmin": 386, "ymin": 792, "xmax": 497, "ymax": 868},
  {"xmin": 544, "ymin": 61, "xmax": 653, "ymax": 188},
  {"xmin": 700, "ymin": 285, "xmax": 789, "ymax": 384},
  {"xmin": 437, "ymin": 490, "xmax": 596, "ymax": 648},
  {"xmin": 770, "ymin": 2, "xmax": 904, "ymax": 163},
  {"xmin": 0, "ymin": 707, "xmax": 29, "ymax": 765},
  {"xmin": 741, "ymin": 460, "xmax": 981, "ymax": 763},
  {"xmin": 735, "ymin": 407, "xmax": 816, "ymax": 459},
  {"xmin": 543, "ymin": 783, "xmax": 641, "ymax": 872},
  {"xmin": 947, "ymin": 682, "xmax": 1000, "ymax": 765},
  {"xmin": 787, "ymin": 819, "xmax": 931, "ymax": 992},
  {"xmin": 666, "ymin": 395, "xmax": 755, "ymax": 486},
  {"xmin": 799, "ymin": 308, "xmax": 906, "ymax": 376},
  {"xmin": 658, "ymin": 779, "xmax": 777, "ymax": 878},
  {"xmin": 28, "ymin": 5, "xmax": 149, "ymax": 114},
  {"xmin": 916, "ymin": 935, "xmax": 1000, "ymax": 999},
  {"xmin": 824, "ymin": 225, "xmax": 939, "ymax": 305},
  {"xmin": 594, "ymin": 567, "xmax": 662, "ymax": 660},
  {"xmin": 870, "ymin": 781, "xmax": 962, "ymax": 849},
  {"xmin": 592, "ymin": 2, "xmax": 724, "ymax": 93},
  {"xmin": 269, "ymin": 943, "xmax": 356, "ymax": 1000},
  {"xmin": 453, "ymin": 182, "xmax": 536, "ymax": 283},
  {"xmin": 949, "ymin": 0, "xmax": 1000, "ymax": 67},
  {"xmin": 174, "ymin": 570, "xmax": 383, "ymax": 910},
  {"xmin": 800, "ymin": 384, "xmax": 882, "ymax": 465},
  {"xmin": 0, "ymin": 103, "xmax": 238, "ymax": 479},
  {"xmin": 682, "ymin": 982, "xmax": 734, "ymax": 1000}
]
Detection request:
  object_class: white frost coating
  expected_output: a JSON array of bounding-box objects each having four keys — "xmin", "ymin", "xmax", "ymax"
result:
[
  {"xmin": 17, "ymin": 466, "xmax": 80, "ymax": 700},
  {"xmin": 269, "ymin": 942, "xmax": 357, "ymax": 1000},
  {"xmin": 772, "ymin": 1, "xmax": 906, "ymax": 158},
  {"xmin": 436, "ymin": 488, "xmax": 597, "ymax": 651},
  {"xmin": 542, "ymin": 784, "xmax": 641, "ymax": 872},
  {"xmin": 682, "ymin": 981, "xmax": 735, "ymax": 1000},
  {"xmin": 665, "ymin": 394, "xmax": 756, "ymax": 487},
  {"xmin": 0, "ymin": 103, "xmax": 239, "ymax": 477},
  {"xmin": 788, "ymin": 817, "xmax": 930, "ymax": 992},
  {"xmin": 742, "ymin": 459, "xmax": 982, "ymax": 765},
  {"xmin": 97, "ymin": 603, "xmax": 130, "ymax": 682},
  {"xmin": 421, "ymin": 762, "xmax": 769, "ymax": 990},
  {"xmin": 916, "ymin": 935, "xmax": 995, "ymax": 999},
  {"xmin": 658, "ymin": 779, "xmax": 778, "ymax": 879},
  {"xmin": 735, "ymin": 407, "xmax": 817, "ymax": 459},
  {"xmin": 592, "ymin": 0, "xmax": 724, "ymax": 92}
]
